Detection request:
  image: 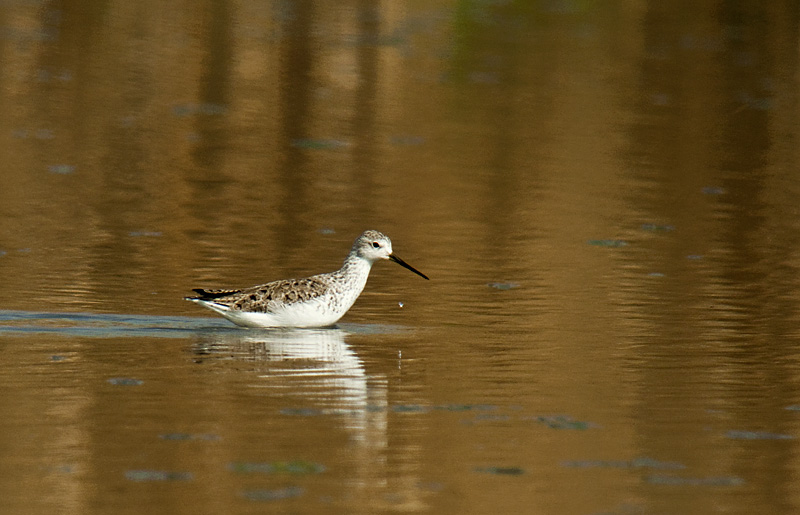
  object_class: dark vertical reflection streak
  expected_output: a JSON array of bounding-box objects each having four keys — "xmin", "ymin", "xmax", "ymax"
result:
[
  {"xmin": 184, "ymin": 1, "xmax": 236, "ymax": 274},
  {"xmin": 276, "ymin": 0, "xmax": 315, "ymax": 265},
  {"xmin": 351, "ymin": 1, "xmax": 380, "ymax": 223},
  {"xmin": 191, "ymin": 0, "xmax": 232, "ymax": 172},
  {"xmin": 715, "ymin": 3, "xmax": 800, "ymax": 509}
]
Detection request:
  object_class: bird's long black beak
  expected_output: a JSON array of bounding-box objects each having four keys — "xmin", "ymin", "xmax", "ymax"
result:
[{"xmin": 389, "ymin": 254, "xmax": 429, "ymax": 280}]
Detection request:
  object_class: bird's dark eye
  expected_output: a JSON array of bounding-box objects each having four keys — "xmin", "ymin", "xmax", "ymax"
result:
[{"xmin": 372, "ymin": 241, "xmax": 380, "ymax": 248}]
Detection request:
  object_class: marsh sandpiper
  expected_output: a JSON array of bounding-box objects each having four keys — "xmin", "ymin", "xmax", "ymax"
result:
[{"xmin": 185, "ymin": 230, "xmax": 429, "ymax": 328}]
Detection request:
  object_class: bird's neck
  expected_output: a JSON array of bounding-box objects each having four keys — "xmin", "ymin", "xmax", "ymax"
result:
[
  {"xmin": 337, "ymin": 254, "xmax": 374, "ymax": 282},
  {"xmin": 327, "ymin": 255, "xmax": 374, "ymax": 309}
]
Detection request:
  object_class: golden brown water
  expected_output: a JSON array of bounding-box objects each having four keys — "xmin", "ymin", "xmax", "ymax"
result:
[{"xmin": 2, "ymin": 2, "xmax": 800, "ymax": 514}]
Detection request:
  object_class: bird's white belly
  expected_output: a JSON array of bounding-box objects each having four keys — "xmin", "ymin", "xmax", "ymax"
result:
[{"xmin": 194, "ymin": 298, "xmax": 345, "ymax": 328}]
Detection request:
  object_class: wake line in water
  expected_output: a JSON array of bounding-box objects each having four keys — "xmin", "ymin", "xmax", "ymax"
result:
[{"xmin": 0, "ymin": 309, "xmax": 235, "ymax": 338}]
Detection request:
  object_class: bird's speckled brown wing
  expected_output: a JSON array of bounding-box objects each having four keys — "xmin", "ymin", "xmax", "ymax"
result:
[{"xmin": 189, "ymin": 276, "xmax": 331, "ymax": 313}]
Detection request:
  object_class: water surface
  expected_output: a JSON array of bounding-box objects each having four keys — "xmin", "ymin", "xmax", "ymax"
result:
[{"xmin": 2, "ymin": 2, "xmax": 800, "ymax": 514}]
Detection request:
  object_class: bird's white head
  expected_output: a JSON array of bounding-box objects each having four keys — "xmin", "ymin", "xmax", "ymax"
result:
[
  {"xmin": 352, "ymin": 230, "xmax": 429, "ymax": 280},
  {"xmin": 353, "ymin": 230, "xmax": 393, "ymax": 262}
]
